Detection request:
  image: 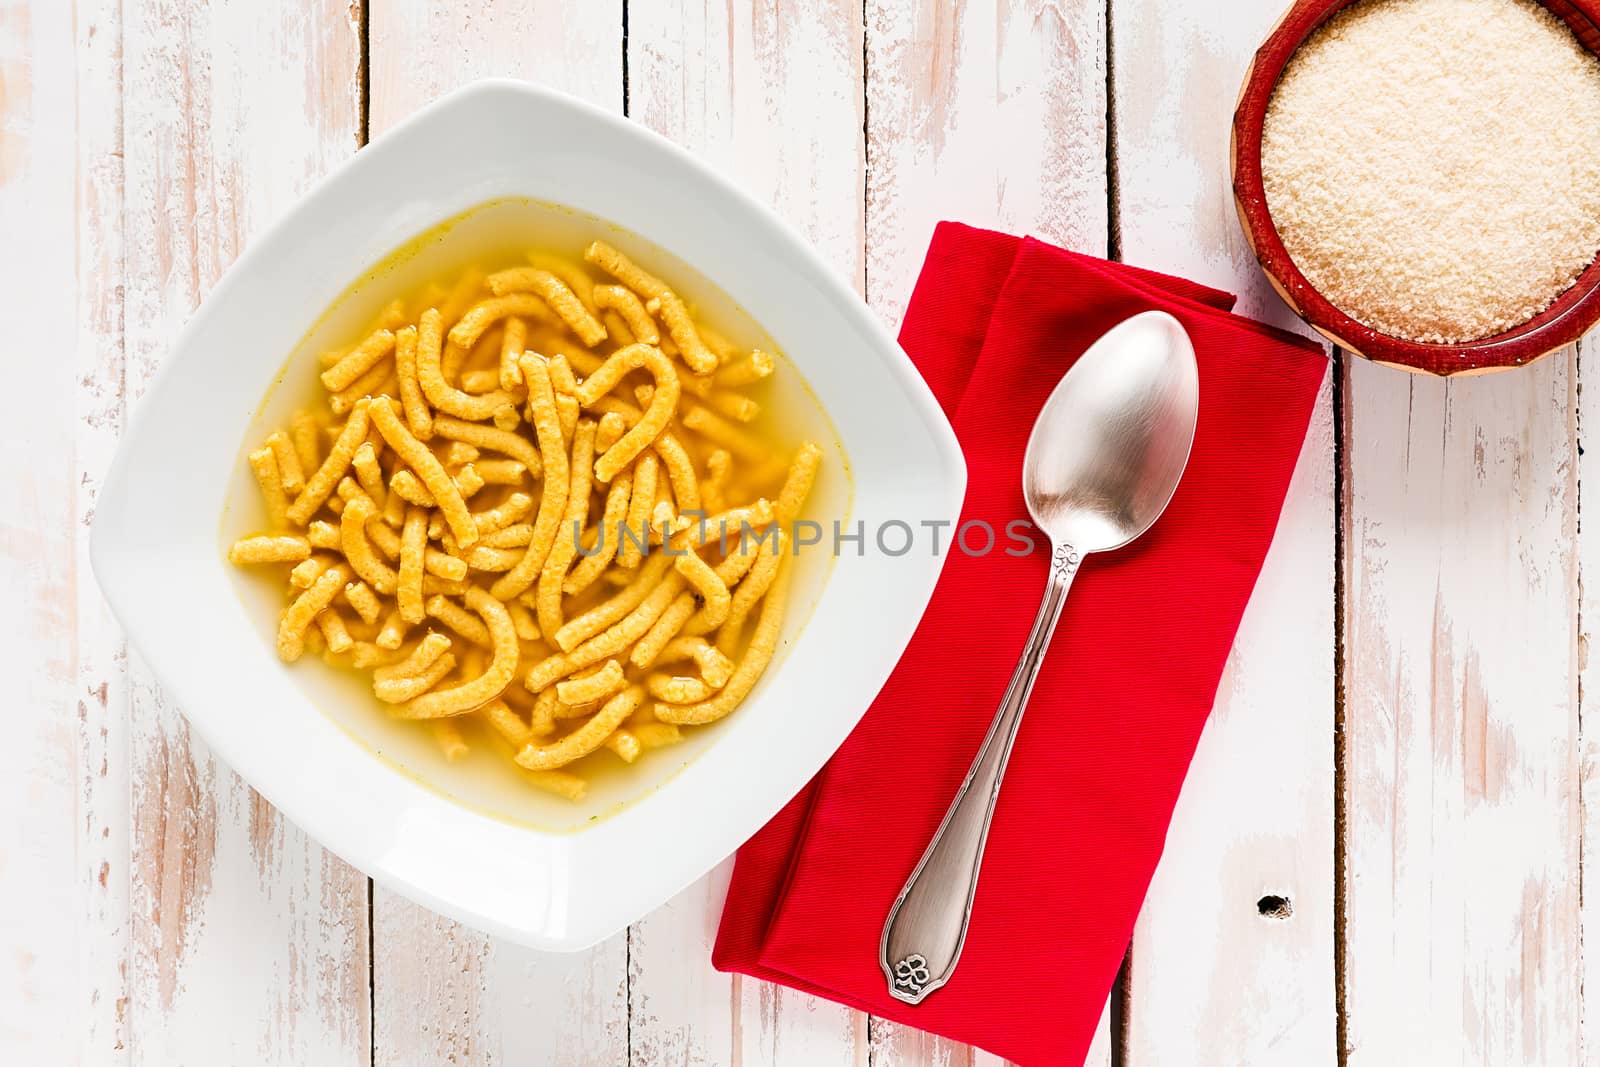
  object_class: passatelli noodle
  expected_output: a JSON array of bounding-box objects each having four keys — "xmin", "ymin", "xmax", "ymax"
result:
[{"xmin": 230, "ymin": 238, "xmax": 822, "ymax": 801}]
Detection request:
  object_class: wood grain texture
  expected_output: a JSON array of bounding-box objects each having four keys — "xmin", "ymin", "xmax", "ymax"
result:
[
  {"xmin": 864, "ymin": 2, "xmax": 1112, "ymax": 1064},
  {"xmin": 1578, "ymin": 334, "xmax": 1600, "ymax": 1067},
  {"xmin": 1112, "ymin": 2, "xmax": 1338, "ymax": 1065},
  {"xmin": 373, "ymin": 898, "xmax": 627, "ymax": 1066},
  {"xmin": 1343, "ymin": 354, "xmax": 1580, "ymax": 1066},
  {"xmin": 865, "ymin": 0, "xmax": 1111, "ymax": 328},
  {"xmin": 118, "ymin": 2, "xmax": 369, "ymax": 1063},
  {"xmin": 18, "ymin": 2, "xmax": 1595, "ymax": 1064},
  {"xmin": 368, "ymin": 0, "xmax": 623, "ymax": 134},
  {"xmin": 625, "ymin": 2, "xmax": 870, "ymax": 1061},
  {"xmin": 2, "ymin": 0, "xmax": 128, "ymax": 1060},
  {"xmin": 71, "ymin": 0, "xmax": 135, "ymax": 1060},
  {"xmin": 365, "ymin": 4, "xmax": 629, "ymax": 1064}
]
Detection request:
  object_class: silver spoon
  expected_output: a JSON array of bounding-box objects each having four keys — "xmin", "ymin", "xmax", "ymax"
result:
[{"xmin": 880, "ymin": 310, "xmax": 1199, "ymax": 1005}]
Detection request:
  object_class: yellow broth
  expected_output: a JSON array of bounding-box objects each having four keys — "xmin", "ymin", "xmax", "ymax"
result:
[{"xmin": 221, "ymin": 198, "xmax": 851, "ymax": 831}]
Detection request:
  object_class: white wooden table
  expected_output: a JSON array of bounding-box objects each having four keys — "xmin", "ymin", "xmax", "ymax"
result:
[{"xmin": 5, "ymin": 1, "xmax": 1588, "ymax": 1063}]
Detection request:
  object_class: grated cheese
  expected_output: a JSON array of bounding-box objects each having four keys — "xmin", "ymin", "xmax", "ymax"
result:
[{"xmin": 1261, "ymin": 0, "xmax": 1600, "ymax": 345}]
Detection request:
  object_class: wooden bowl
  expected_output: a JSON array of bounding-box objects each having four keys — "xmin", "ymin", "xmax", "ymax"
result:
[{"xmin": 1231, "ymin": 0, "xmax": 1600, "ymax": 375}]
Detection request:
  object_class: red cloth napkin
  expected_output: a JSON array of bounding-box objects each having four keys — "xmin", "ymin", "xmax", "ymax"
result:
[{"xmin": 713, "ymin": 223, "xmax": 1328, "ymax": 1066}]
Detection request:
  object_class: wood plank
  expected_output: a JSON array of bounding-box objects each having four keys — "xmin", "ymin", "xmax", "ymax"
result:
[
  {"xmin": 71, "ymin": 0, "xmax": 134, "ymax": 1060},
  {"xmin": 1110, "ymin": 2, "xmax": 1338, "ymax": 1064},
  {"xmin": 1343, "ymin": 352, "xmax": 1580, "ymax": 1066},
  {"xmin": 118, "ymin": 2, "xmax": 369, "ymax": 1062},
  {"xmin": 372, "ymin": 898, "xmax": 627, "ymax": 1065},
  {"xmin": 627, "ymin": 868, "xmax": 869, "ymax": 1067},
  {"xmin": 364, "ymin": 5, "xmax": 629, "ymax": 1064},
  {"xmin": 368, "ymin": 0, "xmax": 623, "ymax": 135},
  {"xmin": 1578, "ymin": 333, "xmax": 1600, "ymax": 1067},
  {"xmin": 2, "ymin": 0, "xmax": 127, "ymax": 1059},
  {"xmin": 864, "ymin": 0, "xmax": 1111, "ymax": 326},
  {"xmin": 864, "ymin": 1, "xmax": 1111, "ymax": 1064},
  {"xmin": 625, "ymin": 3, "xmax": 870, "ymax": 1062}
]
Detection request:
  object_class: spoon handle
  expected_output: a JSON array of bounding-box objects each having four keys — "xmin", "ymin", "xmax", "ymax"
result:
[{"xmin": 880, "ymin": 542, "xmax": 1082, "ymax": 1004}]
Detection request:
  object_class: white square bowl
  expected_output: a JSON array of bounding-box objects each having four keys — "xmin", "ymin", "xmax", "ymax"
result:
[{"xmin": 91, "ymin": 80, "xmax": 965, "ymax": 950}]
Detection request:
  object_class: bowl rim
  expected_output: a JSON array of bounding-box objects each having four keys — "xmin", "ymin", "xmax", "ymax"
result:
[
  {"xmin": 89, "ymin": 78, "xmax": 968, "ymax": 950},
  {"xmin": 1231, "ymin": 0, "xmax": 1600, "ymax": 376}
]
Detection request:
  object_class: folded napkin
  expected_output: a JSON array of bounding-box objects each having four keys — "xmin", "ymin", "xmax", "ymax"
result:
[{"xmin": 713, "ymin": 223, "xmax": 1328, "ymax": 1066}]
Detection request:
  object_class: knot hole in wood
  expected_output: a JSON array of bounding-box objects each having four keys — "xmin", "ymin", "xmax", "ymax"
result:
[{"xmin": 1256, "ymin": 894, "xmax": 1293, "ymax": 920}]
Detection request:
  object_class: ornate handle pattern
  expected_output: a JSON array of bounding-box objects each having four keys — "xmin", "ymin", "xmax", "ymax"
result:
[{"xmin": 879, "ymin": 541, "xmax": 1080, "ymax": 1004}]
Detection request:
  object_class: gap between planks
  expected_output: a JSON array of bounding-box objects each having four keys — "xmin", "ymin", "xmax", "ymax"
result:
[
  {"xmin": 357, "ymin": 6, "xmax": 376, "ymax": 1065},
  {"xmin": 1103, "ymin": 3, "xmax": 1129, "ymax": 1060},
  {"xmin": 1332, "ymin": 349, "xmax": 1351, "ymax": 1067}
]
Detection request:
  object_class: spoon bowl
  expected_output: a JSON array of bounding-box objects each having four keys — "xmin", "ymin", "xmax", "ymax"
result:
[{"xmin": 1024, "ymin": 311, "xmax": 1199, "ymax": 554}]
